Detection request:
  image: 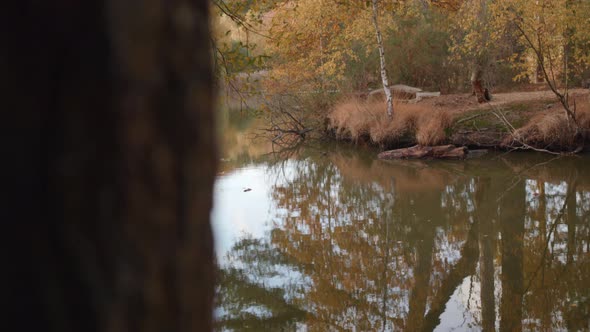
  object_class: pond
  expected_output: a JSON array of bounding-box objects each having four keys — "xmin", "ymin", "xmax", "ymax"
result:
[{"xmin": 212, "ymin": 112, "xmax": 590, "ymax": 331}]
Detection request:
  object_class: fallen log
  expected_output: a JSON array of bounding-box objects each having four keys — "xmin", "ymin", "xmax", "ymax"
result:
[
  {"xmin": 415, "ymin": 91, "xmax": 441, "ymax": 101},
  {"xmin": 368, "ymin": 84, "xmax": 423, "ymax": 101},
  {"xmin": 378, "ymin": 145, "xmax": 468, "ymax": 160}
]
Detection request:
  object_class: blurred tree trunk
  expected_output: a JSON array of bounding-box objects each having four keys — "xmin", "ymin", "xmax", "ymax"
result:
[{"xmin": 3, "ymin": 1, "xmax": 216, "ymax": 332}]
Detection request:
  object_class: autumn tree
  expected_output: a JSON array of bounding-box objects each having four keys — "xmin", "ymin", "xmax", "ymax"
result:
[
  {"xmin": 440, "ymin": 0, "xmax": 500, "ymax": 102},
  {"xmin": 493, "ymin": 0, "xmax": 590, "ymax": 136},
  {"xmin": 267, "ymin": 0, "xmax": 364, "ymax": 93},
  {"xmin": 211, "ymin": 0, "xmax": 277, "ymax": 110}
]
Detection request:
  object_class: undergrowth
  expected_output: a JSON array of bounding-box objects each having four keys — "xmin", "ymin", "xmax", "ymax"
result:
[{"xmin": 329, "ymin": 92, "xmax": 590, "ymax": 152}]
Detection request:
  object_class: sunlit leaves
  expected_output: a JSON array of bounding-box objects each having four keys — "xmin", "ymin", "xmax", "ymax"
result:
[
  {"xmin": 490, "ymin": 0, "xmax": 590, "ymax": 82},
  {"xmin": 266, "ymin": 0, "xmax": 364, "ymax": 92}
]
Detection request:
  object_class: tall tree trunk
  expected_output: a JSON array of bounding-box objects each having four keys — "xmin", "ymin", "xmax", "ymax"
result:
[
  {"xmin": 470, "ymin": 0, "xmax": 491, "ymax": 103},
  {"xmin": 471, "ymin": 65, "xmax": 490, "ymax": 103},
  {"xmin": 371, "ymin": 0, "xmax": 394, "ymax": 118},
  {"xmin": 3, "ymin": 1, "xmax": 216, "ymax": 332}
]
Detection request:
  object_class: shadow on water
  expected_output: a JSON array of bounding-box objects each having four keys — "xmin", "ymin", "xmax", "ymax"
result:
[{"xmin": 212, "ymin": 112, "xmax": 590, "ymax": 331}]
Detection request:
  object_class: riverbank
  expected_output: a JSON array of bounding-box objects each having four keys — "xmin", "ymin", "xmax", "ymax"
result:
[{"xmin": 327, "ymin": 89, "xmax": 590, "ymax": 153}]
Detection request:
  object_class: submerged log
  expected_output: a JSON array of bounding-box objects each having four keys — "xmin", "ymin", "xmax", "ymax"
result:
[
  {"xmin": 378, "ymin": 145, "xmax": 468, "ymax": 160},
  {"xmin": 466, "ymin": 149, "xmax": 488, "ymax": 159}
]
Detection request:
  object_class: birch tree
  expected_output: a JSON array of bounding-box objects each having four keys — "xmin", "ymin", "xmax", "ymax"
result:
[{"xmin": 371, "ymin": 0, "xmax": 394, "ymax": 118}]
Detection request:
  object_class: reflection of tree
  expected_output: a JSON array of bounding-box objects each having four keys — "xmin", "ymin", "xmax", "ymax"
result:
[
  {"xmin": 476, "ymin": 178, "xmax": 496, "ymax": 332},
  {"xmin": 217, "ymin": 111, "xmax": 275, "ymax": 172},
  {"xmin": 500, "ymin": 179, "xmax": 525, "ymax": 332},
  {"xmin": 216, "ymin": 149, "xmax": 590, "ymax": 330},
  {"xmin": 269, "ymin": 152, "xmax": 480, "ymax": 331},
  {"xmin": 519, "ymin": 177, "xmax": 590, "ymax": 331},
  {"xmin": 406, "ymin": 192, "xmax": 439, "ymax": 331},
  {"xmin": 215, "ymin": 238, "xmax": 308, "ymax": 331},
  {"xmin": 217, "ymin": 269, "xmax": 306, "ymax": 331},
  {"xmin": 422, "ymin": 218, "xmax": 479, "ymax": 332},
  {"xmin": 272, "ymin": 158, "xmax": 396, "ymax": 330}
]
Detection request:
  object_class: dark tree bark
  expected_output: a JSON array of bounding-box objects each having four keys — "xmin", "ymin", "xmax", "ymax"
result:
[
  {"xmin": 471, "ymin": 67, "xmax": 491, "ymax": 103},
  {"xmin": 469, "ymin": 0, "xmax": 492, "ymax": 104},
  {"xmin": 3, "ymin": 1, "xmax": 216, "ymax": 332}
]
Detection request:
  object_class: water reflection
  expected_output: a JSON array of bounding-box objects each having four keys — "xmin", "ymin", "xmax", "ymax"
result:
[{"xmin": 212, "ymin": 116, "xmax": 590, "ymax": 331}]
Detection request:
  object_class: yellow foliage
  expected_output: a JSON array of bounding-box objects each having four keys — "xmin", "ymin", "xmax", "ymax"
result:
[
  {"xmin": 266, "ymin": 0, "xmax": 401, "ymax": 93},
  {"xmin": 491, "ymin": 0, "xmax": 590, "ymax": 82}
]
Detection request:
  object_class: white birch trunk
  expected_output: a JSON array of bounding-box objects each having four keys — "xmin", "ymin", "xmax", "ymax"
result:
[{"xmin": 371, "ymin": 0, "xmax": 393, "ymax": 118}]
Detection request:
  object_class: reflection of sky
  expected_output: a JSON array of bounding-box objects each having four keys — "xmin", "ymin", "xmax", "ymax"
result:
[
  {"xmin": 212, "ymin": 161, "xmax": 312, "ymax": 323},
  {"xmin": 211, "ymin": 165, "xmax": 273, "ymax": 263},
  {"xmin": 436, "ymin": 262, "xmax": 504, "ymax": 332},
  {"xmin": 435, "ymin": 276, "xmax": 480, "ymax": 332},
  {"xmin": 211, "ymin": 161, "xmax": 299, "ymax": 263}
]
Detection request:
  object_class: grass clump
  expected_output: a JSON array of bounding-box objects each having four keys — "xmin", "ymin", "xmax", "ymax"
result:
[
  {"xmin": 328, "ymin": 97, "xmax": 451, "ymax": 146},
  {"xmin": 506, "ymin": 94, "xmax": 590, "ymax": 150}
]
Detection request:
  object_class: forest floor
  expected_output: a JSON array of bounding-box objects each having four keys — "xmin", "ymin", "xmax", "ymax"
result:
[
  {"xmin": 420, "ymin": 89, "xmax": 578, "ymax": 115},
  {"xmin": 328, "ymin": 88, "xmax": 590, "ymax": 152}
]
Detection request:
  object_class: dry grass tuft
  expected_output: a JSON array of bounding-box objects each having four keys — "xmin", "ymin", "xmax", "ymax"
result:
[
  {"xmin": 328, "ymin": 98, "xmax": 376, "ymax": 142},
  {"xmin": 508, "ymin": 94, "xmax": 590, "ymax": 149},
  {"xmin": 416, "ymin": 110, "xmax": 452, "ymax": 145},
  {"xmin": 328, "ymin": 97, "xmax": 451, "ymax": 146}
]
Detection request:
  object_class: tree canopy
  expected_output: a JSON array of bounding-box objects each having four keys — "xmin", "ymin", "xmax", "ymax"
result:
[{"xmin": 213, "ymin": 0, "xmax": 590, "ymax": 95}]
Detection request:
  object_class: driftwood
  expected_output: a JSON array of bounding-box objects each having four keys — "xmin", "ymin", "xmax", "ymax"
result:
[
  {"xmin": 415, "ymin": 91, "xmax": 441, "ymax": 101},
  {"xmin": 368, "ymin": 84, "xmax": 423, "ymax": 101},
  {"xmin": 378, "ymin": 145, "xmax": 468, "ymax": 160}
]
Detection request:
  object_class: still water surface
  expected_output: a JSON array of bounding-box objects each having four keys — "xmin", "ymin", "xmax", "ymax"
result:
[{"xmin": 212, "ymin": 116, "xmax": 590, "ymax": 331}]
